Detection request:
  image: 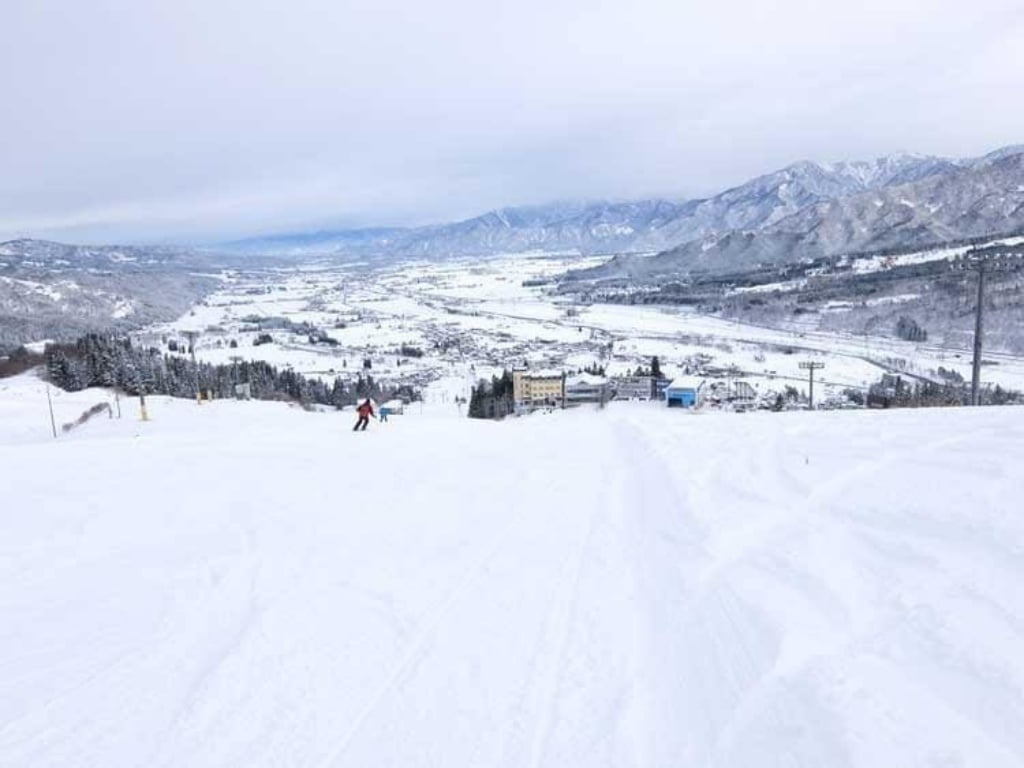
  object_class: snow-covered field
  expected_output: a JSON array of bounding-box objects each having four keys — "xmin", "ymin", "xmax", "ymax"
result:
[{"xmin": 3, "ymin": 371, "xmax": 1024, "ymax": 767}]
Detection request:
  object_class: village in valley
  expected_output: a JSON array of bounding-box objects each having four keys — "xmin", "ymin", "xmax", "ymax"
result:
[{"xmin": 132, "ymin": 250, "xmax": 1024, "ymax": 421}]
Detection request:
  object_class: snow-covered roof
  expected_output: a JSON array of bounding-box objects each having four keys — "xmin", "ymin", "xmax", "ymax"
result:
[
  {"xmin": 23, "ymin": 339, "xmax": 53, "ymax": 354},
  {"xmin": 666, "ymin": 376, "xmax": 706, "ymax": 390},
  {"xmin": 521, "ymin": 368, "xmax": 564, "ymax": 379},
  {"xmin": 566, "ymin": 373, "xmax": 607, "ymax": 387}
]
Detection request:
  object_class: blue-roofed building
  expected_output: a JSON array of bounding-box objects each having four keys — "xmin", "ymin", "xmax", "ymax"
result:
[{"xmin": 664, "ymin": 376, "xmax": 706, "ymax": 408}]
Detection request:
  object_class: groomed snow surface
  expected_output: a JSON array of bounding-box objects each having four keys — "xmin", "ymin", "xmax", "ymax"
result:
[{"xmin": 2, "ymin": 374, "xmax": 1024, "ymax": 767}]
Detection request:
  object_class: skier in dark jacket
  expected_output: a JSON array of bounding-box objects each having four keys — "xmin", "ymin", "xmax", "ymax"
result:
[{"xmin": 353, "ymin": 399, "xmax": 374, "ymax": 431}]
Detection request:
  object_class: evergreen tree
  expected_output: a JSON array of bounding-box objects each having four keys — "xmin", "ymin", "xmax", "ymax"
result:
[{"xmin": 651, "ymin": 356, "xmax": 662, "ymax": 379}]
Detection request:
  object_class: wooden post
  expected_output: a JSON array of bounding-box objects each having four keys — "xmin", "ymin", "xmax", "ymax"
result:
[{"xmin": 45, "ymin": 385, "xmax": 57, "ymax": 439}]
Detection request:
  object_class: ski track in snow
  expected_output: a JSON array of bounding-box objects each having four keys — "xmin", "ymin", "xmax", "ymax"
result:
[
  {"xmin": 2, "ymin": 378, "xmax": 1024, "ymax": 767},
  {"xmin": 317, "ymin": 497, "xmax": 540, "ymax": 768}
]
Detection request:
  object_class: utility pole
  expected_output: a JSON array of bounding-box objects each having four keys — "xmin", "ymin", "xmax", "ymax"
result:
[
  {"xmin": 184, "ymin": 330, "xmax": 201, "ymax": 403},
  {"xmin": 971, "ymin": 264, "xmax": 985, "ymax": 406},
  {"xmin": 799, "ymin": 361, "xmax": 825, "ymax": 409},
  {"xmin": 951, "ymin": 248, "xmax": 1024, "ymax": 405}
]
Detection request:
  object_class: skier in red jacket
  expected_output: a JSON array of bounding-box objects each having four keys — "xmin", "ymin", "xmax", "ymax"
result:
[{"xmin": 353, "ymin": 399, "xmax": 374, "ymax": 431}]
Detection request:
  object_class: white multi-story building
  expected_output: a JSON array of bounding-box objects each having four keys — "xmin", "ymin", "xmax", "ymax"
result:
[{"xmin": 565, "ymin": 373, "xmax": 609, "ymax": 404}]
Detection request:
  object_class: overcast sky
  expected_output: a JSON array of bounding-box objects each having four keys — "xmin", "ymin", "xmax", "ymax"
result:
[{"xmin": 1, "ymin": 0, "xmax": 1022, "ymax": 244}]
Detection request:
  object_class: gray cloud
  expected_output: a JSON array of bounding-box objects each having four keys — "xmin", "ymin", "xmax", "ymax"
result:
[{"xmin": 2, "ymin": 0, "xmax": 1022, "ymax": 243}]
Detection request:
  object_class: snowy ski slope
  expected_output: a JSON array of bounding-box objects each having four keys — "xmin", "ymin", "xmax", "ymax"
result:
[{"xmin": 2, "ymin": 374, "xmax": 1023, "ymax": 767}]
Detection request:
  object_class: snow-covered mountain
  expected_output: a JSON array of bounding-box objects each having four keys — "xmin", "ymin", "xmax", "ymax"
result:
[
  {"xmin": 632, "ymin": 153, "xmax": 958, "ymax": 251},
  {"xmin": 222, "ymin": 227, "xmax": 407, "ymax": 257},
  {"xmin": 0, "ymin": 238, "xmax": 285, "ymax": 270},
  {"xmin": 394, "ymin": 156, "xmax": 955, "ymax": 257},
  {"xmin": 0, "ymin": 240, "xmax": 273, "ymax": 352},
  {"xmin": 222, "ymin": 201, "xmax": 689, "ymax": 258},
  {"xmin": 576, "ymin": 147, "xmax": 1024, "ymax": 281},
  {"xmin": 223, "ymin": 151, "xmax": 973, "ymax": 260},
  {"xmin": 393, "ymin": 199, "xmax": 688, "ymax": 257},
  {"xmin": 0, "ymin": 239, "xmax": 183, "ymax": 269}
]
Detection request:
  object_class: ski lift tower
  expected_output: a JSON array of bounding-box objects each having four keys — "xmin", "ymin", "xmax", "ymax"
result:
[{"xmin": 951, "ymin": 248, "xmax": 1024, "ymax": 405}]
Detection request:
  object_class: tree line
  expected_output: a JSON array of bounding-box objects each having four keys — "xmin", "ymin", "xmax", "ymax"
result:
[
  {"xmin": 866, "ymin": 372, "xmax": 1021, "ymax": 408},
  {"xmin": 44, "ymin": 333, "xmax": 418, "ymax": 408},
  {"xmin": 468, "ymin": 370, "xmax": 515, "ymax": 419}
]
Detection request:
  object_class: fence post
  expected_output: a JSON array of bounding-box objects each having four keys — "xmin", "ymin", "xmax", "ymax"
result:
[{"xmin": 46, "ymin": 385, "xmax": 57, "ymax": 439}]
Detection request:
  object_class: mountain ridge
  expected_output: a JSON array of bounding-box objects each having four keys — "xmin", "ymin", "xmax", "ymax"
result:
[
  {"xmin": 7, "ymin": 144, "xmax": 1023, "ymax": 275},
  {"xmin": 217, "ymin": 148, "xmax": 996, "ymax": 260},
  {"xmin": 614, "ymin": 150, "xmax": 1024, "ymax": 280}
]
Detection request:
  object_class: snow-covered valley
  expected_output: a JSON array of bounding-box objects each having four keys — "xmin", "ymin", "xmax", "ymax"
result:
[
  {"xmin": 2, "ymin": 373, "xmax": 1023, "ymax": 767},
  {"xmin": 139, "ymin": 251, "xmax": 1024, "ymax": 411}
]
